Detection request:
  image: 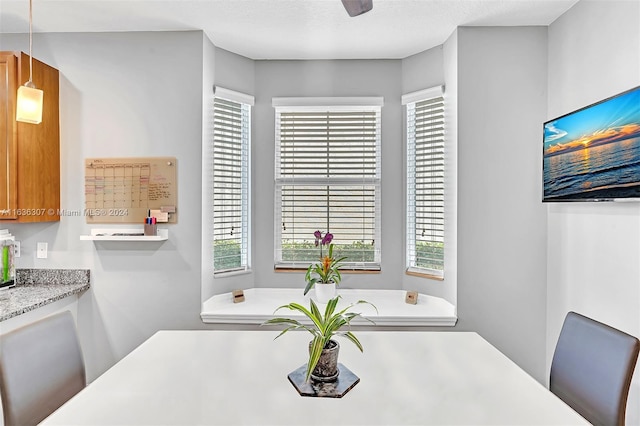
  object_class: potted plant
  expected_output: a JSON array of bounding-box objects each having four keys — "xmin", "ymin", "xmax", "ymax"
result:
[
  {"xmin": 263, "ymin": 296, "xmax": 376, "ymax": 383},
  {"xmin": 304, "ymin": 231, "xmax": 346, "ymax": 303}
]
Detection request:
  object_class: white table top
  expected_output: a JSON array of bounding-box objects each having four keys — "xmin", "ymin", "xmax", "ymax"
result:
[{"xmin": 43, "ymin": 330, "xmax": 587, "ymax": 425}]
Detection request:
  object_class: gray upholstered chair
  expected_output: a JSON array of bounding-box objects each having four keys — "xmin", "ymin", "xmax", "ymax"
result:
[
  {"xmin": 550, "ymin": 311, "xmax": 640, "ymax": 426},
  {"xmin": 0, "ymin": 311, "xmax": 86, "ymax": 426}
]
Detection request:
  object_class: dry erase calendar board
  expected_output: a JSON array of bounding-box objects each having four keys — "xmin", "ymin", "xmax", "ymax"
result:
[{"xmin": 84, "ymin": 157, "xmax": 178, "ymax": 224}]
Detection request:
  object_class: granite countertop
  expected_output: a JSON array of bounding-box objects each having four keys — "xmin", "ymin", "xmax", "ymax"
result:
[{"xmin": 0, "ymin": 269, "xmax": 90, "ymax": 322}]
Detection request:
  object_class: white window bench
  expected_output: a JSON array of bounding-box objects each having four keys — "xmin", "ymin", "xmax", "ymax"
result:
[{"xmin": 201, "ymin": 288, "xmax": 457, "ymax": 327}]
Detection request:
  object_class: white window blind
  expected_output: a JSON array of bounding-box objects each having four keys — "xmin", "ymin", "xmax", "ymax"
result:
[
  {"xmin": 274, "ymin": 100, "xmax": 382, "ymax": 270},
  {"xmin": 213, "ymin": 88, "xmax": 252, "ymax": 273},
  {"xmin": 405, "ymin": 87, "xmax": 445, "ymax": 277}
]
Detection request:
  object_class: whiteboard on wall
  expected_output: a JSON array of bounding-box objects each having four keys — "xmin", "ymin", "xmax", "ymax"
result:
[{"xmin": 84, "ymin": 157, "xmax": 177, "ymax": 224}]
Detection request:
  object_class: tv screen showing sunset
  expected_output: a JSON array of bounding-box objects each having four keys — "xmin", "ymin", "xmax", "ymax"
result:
[{"xmin": 543, "ymin": 86, "xmax": 640, "ymax": 201}]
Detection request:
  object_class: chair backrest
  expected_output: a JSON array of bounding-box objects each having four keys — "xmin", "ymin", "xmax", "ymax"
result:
[
  {"xmin": 0, "ymin": 311, "xmax": 86, "ymax": 426},
  {"xmin": 550, "ymin": 311, "xmax": 640, "ymax": 426}
]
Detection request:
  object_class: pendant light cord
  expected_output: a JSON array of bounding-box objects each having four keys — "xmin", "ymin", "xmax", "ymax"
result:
[{"xmin": 28, "ymin": 0, "xmax": 33, "ymax": 85}]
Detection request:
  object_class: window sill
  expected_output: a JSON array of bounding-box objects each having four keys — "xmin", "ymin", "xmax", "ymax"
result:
[
  {"xmin": 406, "ymin": 268, "xmax": 444, "ymax": 281},
  {"xmin": 201, "ymin": 288, "xmax": 457, "ymax": 327},
  {"xmin": 214, "ymin": 268, "xmax": 252, "ymax": 278},
  {"xmin": 274, "ymin": 267, "xmax": 380, "ymax": 274}
]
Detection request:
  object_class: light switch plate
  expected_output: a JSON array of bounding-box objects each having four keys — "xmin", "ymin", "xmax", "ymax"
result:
[{"xmin": 37, "ymin": 242, "xmax": 48, "ymax": 259}]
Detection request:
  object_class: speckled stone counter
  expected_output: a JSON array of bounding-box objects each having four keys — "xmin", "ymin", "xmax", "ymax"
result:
[{"xmin": 0, "ymin": 269, "xmax": 90, "ymax": 321}]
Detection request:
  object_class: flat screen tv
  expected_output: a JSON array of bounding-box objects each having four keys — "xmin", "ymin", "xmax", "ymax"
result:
[{"xmin": 543, "ymin": 85, "xmax": 640, "ymax": 202}]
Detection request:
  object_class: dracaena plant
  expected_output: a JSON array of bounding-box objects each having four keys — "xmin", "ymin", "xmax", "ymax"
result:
[
  {"xmin": 263, "ymin": 296, "xmax": 376, "ymax": 382},
  {"xmin": 304, "ymin": 231, "xmax": 347, "ymax": 296}
]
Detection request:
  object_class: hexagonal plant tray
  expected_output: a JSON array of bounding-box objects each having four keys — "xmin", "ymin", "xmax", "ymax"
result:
[{"xmin": 287, "ymin": 363, "xmax": 360, "ymax": 398}]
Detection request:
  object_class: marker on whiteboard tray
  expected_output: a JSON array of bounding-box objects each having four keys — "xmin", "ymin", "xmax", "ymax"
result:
[{"xmin": 144, "ymin": 214, "xmax": 157, "ymax": 236}]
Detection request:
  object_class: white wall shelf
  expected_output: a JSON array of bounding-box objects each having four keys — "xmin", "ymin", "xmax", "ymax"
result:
[{"xmin": 80, "ymin": 228, "xmax": 168, "ymax": 242}]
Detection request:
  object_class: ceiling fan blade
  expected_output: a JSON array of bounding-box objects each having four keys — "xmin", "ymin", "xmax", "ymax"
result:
[{"xmin": 341, "ymin": 0, "xmax": 373, "ymax": 17}]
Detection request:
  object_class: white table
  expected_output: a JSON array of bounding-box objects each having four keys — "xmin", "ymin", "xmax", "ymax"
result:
[{"xmin": 43, "ymin": 331, "xmax": 588, "ymax": 425}]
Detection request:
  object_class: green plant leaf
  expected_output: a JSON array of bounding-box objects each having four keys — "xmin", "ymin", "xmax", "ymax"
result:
[
  {"xmin": 323, "ymin": 296, "xmax": 340, "ymax": 321},
  {"xmin": 262, "ymin": 317, "xmax": 302, "ymax": 327},
  {"xmin": 309, "ymin": 298, "xmax": 323, "ymax": 329},
  {"xmin": 338, "ymin": 331, "xmax": 364, "ymax": 352},
  {"xmin": 304, "ymin": 265, "xmax": 313, "ymax": 282},
  {"xmin": 339, "ymin": 300, "xmax": 378, "ymax": 316},
  {"xmin": 306, "ymin": 336, "xmax": 326, "ymax": 382},
  {"xmin": 334, "ymin": 269, "xmax": 342, "ymax": 284},
  {"xmin": 324, "ymin": 300, "xmax": 378, "ymax": 332},
  {"xmin": 261, "ymin": 296, "xmax": 378, "ymax": 382},
  {"xmin": 278, "ymin": 302, "xmax": 324, "ymax": 331},
  {"xmin": 324, "ymin": 312, "xmax": 349, "ymax": 333},
  {"xmin": 274, "ymin": 324, "xmax": 305, "ymax": 339},
  {"xmin": 303, "ymin": 277, "xmax": 317, "ymax": 295},
  {"xmin": 262, "ymin": 318, "xmax": 317, "ymax": 337}
]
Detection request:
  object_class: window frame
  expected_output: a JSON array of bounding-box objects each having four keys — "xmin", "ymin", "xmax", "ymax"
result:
[
  {"xmin": 212, "ymin": 86, "xmax": 254, "ymax": 275},
  {"xmin": 403, "ymin": 86, "xmax": 445, "ymax": 279},
  {"xmin": 272, "ymin": 97, "xmax": 383, "ymax": 271}
]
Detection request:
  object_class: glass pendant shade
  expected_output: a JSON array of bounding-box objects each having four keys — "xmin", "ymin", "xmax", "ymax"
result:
[
  {"xmin": 16, "ymin": 83, "xmax": 43, "ymax": 124},
  {"xmin": 16, "ymin": 0, "xmax": 43, "ymax": 124}
]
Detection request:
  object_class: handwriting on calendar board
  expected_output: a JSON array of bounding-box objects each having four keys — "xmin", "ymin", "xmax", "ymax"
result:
[{"xmin": 84, "ymin": 157, "xmax": 177, "ymax": 223}]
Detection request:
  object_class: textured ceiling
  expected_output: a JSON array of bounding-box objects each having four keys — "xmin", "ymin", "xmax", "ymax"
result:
[{"xmin": 0, "ymin": 0, "xmax": 579, "ymax": 59}]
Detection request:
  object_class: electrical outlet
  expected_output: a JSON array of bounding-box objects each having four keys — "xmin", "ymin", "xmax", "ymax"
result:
[
  {"xmin": 14, "ymin": 241, "xmax": 20, "ymax": 258},
  {"xmin": 37, "ymin": 242, "xmax": 48, "ymax": 259}
]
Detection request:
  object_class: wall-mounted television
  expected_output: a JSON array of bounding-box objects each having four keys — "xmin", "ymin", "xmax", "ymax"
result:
[{"xmin": 543, "ymin": 85, "xmax": 640, "ymax": 202}]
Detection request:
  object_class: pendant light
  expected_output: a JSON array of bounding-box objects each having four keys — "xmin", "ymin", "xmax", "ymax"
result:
[{"xmin": 16, "ymin": 0, "xmax": 43, "ymax": 124}]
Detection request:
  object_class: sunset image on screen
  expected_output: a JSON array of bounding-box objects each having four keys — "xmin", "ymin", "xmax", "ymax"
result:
[{"xmin": 543, "ymin": 86, "xmax": 640, "ymax": 200}]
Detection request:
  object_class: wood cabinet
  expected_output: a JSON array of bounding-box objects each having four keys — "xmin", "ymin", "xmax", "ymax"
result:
[{"xmin": 0, "ymin": 51, "xmax": 60, "ymax": 222}]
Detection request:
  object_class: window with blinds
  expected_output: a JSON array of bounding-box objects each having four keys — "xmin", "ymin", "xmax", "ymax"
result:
[
  {"xmin": 404, "ymin": 87, "xmax": 445, "ymax": 278},
  {"xmin": 273, "ymin": 99, "xmax": 382, "ymax": 270},
  {"xmin": 213, "ymin": 88, "xmax": 252, "ymax": 274}
]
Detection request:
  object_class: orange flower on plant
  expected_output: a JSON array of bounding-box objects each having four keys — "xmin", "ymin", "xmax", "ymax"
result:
[
  {"xmin": 304, "ymin": 231, "xmax": 348, "ymax": 296},
  {"xmin": 322, "ymin": 255, "xmax": 332, "ymax": 275}
]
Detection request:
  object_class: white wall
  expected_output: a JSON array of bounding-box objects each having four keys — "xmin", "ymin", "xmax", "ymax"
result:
[
  {"xmin": 546, "ymin": 0, "xmax": 640, "ymax": 423},
  {"xmin": 454, "ymin": 26, "xmax": 549, "ymax": 382},
  {"xmin": 1, "ymin": 31, "xmax": 208, "ymax": 381}
]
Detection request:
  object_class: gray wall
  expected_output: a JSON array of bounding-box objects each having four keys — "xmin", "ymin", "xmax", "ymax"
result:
[
  {"xmin": 401, "ymin": 45, "xmax": 444, "ymax": 94},
  {"xmin": 201, "ymin": 33, "xmax": 217, "ymax": 302},
  {"xmin": 442, "ymin": 29, "xmax": 459, "ymax": 308},
  {"xmin": 244, "ymin": 28, "xmax": 549, "ymax": 384},
  {"xmin": 202, "ymin": 46, "xmax": 256, "ymax": 301},
  {"xmin": 400, "ymin": 45, "xmax": 457, "ymax": 303},
  {"xmin": 455, "ymin": 26, "xmax": 549, "ymax": 382},
  {"xmin": 1, "ymin": 31, "xmax": 208, "ymax": 381},
  {"xmin": 252, "ymin": 60, "xmax": 405, "ymax": 289},
  {"xmin": 546, "ymin": 1, "xmax": 640, "ymax": 423}
]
